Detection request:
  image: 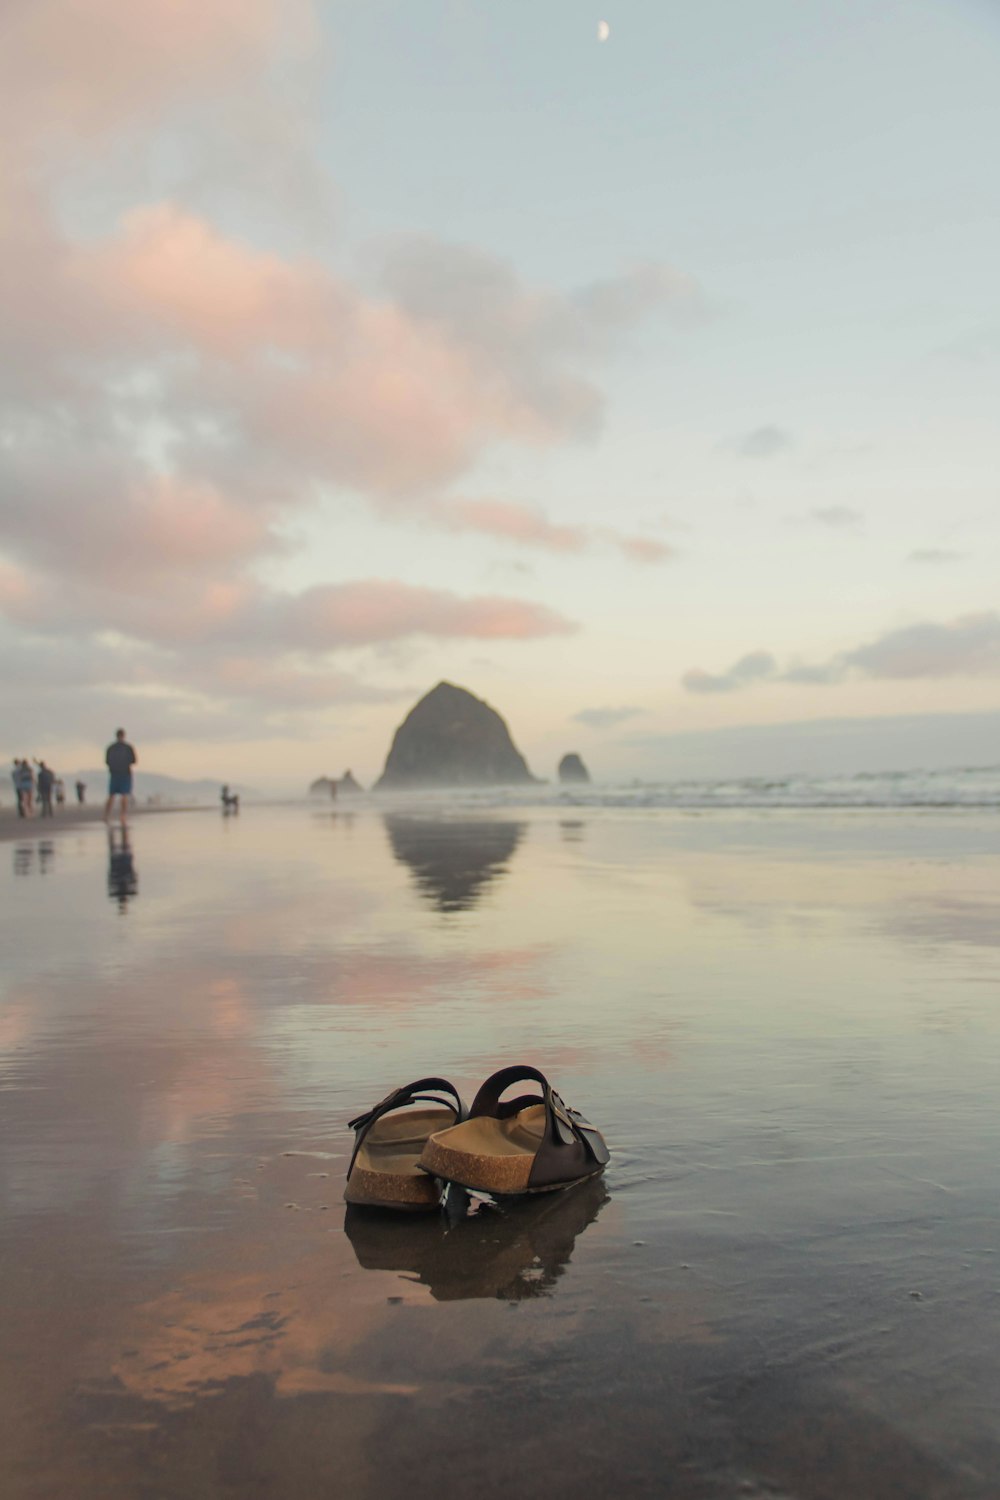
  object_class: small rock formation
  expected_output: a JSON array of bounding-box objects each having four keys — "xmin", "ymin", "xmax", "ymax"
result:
[
  {"xmin": 558, "ymin": 753, "xmax": 590, "ymax": 785},
  {"xmin": 375, "ymin": 682, "xmax": 536, "ymax": 790},
  {"xmin": 308, "ymin": 776, "xmax": 338, "ymax": 799},
  {"xmin": 309, "ymin": 770, "xmax": 365, "ymax": 798}
]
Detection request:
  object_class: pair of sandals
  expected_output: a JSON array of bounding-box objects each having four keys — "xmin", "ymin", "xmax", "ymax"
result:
[{"xmin": 344, "ymin": 1064, "xmax": 610, "ymax": 1212}]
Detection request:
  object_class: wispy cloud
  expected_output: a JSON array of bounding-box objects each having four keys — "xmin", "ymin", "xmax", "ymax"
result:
[
  {"xmin": 682, "ymin": 651, "xmax": 777, "ymax": 695},
  {"xmin": 908, "ymin": 548, "xmax": 963, "ymax": 564},
  {"xmin": 572, "ymin": 706, "xmax": 644, "ymax": 729},
  {"xmin": 810, "ymin": 505, "xmax": 863, "ymax": 528},
  {"xmin": 605, "ymin": 533, "xmax": 674, "ymax": 565},
  {"xmin": 683, "ymin": 613, "xmax": 1000, "ymax": 693},
  {"xmin": 419, "ymin": 498, "xmax": 676, "ymax": 565},
  {"xmin": 734, "ymin": 425, "xmax": 793, "ymax": 459},
  {"xmin": 427, "ymin": 499, "xmax": 588, "ymax": 554}
]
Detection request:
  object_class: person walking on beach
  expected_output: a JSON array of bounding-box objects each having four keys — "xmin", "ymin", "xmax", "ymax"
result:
[
  {"xmin": 76, "ymin": 780, "xmax": 87, "ymax": 805},
  {"xmin": 104, "ymin": 729, "xmax": 137, "ymax": 826},
  {"xmin": 11, "ymin": 760, "xmax": 25, "ymax": 817},
  {"xmin": 14, "ymin": 759, "xmax": 35, "ymax": 817},
  {"xmin": 36, "ymin": 761, "xmax": 56, "ymax": 817}
]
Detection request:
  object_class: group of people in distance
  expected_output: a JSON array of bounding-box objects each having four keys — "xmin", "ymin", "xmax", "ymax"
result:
[
  {"xmin": 10, "ymin": 759, "xmax": 70, "ymax": 817},
  {"xmin": 8, "ymin": 730, "xmax": 138, "ymax": 825}
]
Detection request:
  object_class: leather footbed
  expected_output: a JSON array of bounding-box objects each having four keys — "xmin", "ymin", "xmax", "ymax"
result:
[
  {"xmin": 343, "ymin": 1106, "xmax": 457, "ymax": 1211},
  {"xmin": 420, "ymin": 1104, "xmax": 564, "ymax": 1195}
]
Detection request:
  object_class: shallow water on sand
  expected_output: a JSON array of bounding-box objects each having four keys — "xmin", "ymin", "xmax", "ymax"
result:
[{"xmin": 2, "ymin": 805, "xmax": 1000, "ymax": 1498}]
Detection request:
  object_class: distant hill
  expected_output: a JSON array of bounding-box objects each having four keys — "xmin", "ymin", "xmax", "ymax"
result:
[{"xmin": 67, "ymin": 770, "xmax": 256, "ymax": 804}]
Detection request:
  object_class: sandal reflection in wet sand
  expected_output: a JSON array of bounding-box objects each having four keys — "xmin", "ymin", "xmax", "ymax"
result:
[{"xmin": 344, "ymin": 1174, "xmax": 609, "ymax": 1302}]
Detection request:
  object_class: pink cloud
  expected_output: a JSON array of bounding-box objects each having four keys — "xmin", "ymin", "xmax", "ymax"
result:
[
  {"xmin": 0, "ymin": 0, "xmax": 695, "ymax": 740},
  {"xmin": 0, "ymin": 458, "xmax": 276, "ymax": 585},
  {"xmin": 608, "ymin": 534, "xmax": 676, "ymax": 564},
  {"xmin": 276, "ymin": 581, "xmax": 577, "ymax": 648},
  {"xmin": 0, "ymin": 561, "xmax": 34, "ymax": 613},
  {"xmin": 419, "ymin": 497, "xmax": 676, "ymax": 565},
  {"xmin": 0, "ymin": 568, "xmax": 575, "ymax": 654},
  {"xmin": 0, "ymin": 1, "xmax": 316, "ymax": 147},
  {"xmin": 429, "ymin": 499, "xmax": 589, "ymax": 553}
]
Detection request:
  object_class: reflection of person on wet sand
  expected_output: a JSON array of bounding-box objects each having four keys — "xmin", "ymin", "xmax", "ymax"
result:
[
  {"xmin": 344, "ymin": 1174, "xmax": 608, "ymax": 1302},
  {"xmin": 107, "ymin": 826, "xmax": 138, "ymax": 912}
]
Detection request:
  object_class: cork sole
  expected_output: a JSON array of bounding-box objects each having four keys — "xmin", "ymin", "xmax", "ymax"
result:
[
  {"xmin": 344, "ymin": 1107, "xmax": 457, "ymax": 1211},
  {"xmin": 419, "ymin": 1105, "xmax": 558, "ymax": 1195}
]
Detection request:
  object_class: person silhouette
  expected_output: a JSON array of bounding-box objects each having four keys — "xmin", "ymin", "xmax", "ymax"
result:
[
  {"xmin": 104, "ymin": 729, "xmax": 137, "ymax": 826},
  {"xmin": 13, "ymin": 759, "xmax": 34, "ymax": 817},
  {"xmin": 36, "ymin": 762, "xmax": 55, "ymax": 817},
  {"xmin": 11, "ymin": 761, "xmax": 26, "ymax": 818}
]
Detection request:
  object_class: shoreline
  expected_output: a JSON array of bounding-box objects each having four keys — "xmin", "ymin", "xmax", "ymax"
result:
[{"xmin": 0, "ymin": 802, "xmax": 212, "ymax": 843}]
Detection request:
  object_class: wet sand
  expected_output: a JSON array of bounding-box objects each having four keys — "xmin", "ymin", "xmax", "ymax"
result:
[
  {"xmin": 2, "ymin": 805, "xmax": 1000, "ymax": 1497},
  {"xmin": 0, "ymin": 802, "xmax": 208, "ymax": 840}
]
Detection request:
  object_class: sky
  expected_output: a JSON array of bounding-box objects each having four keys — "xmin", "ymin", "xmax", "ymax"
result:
[{"xmin": 2, "ymin": 0, "xmax": 999, "ymax": 791}]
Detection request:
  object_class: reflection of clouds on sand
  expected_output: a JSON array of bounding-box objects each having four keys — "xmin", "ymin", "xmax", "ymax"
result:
[
  {"xmin": 108, "ymin": 1262, "xmax": 416, "ymax": 1411},
  {"xmin": 0, "ymin": 978, "xmax": 278, "ymax": 1215},
  {"xmin": 345, "ymin": 1174, "xmax": 609, "ymax": 1302},
  {"xmin": 327, "ymin": 943, "xmax": 549, "ymax": 1007},
  {"xmin": 0, "ymin": 994, "xmax": 34, "ymax": 1055},
  {"xmin": 879, "ymin": 894, "xmax": 1000, "ymax": 951},
  {"xmin": 677, "ymin": 845, "xmax": 1000, "ymax": 961},
  {"xmin": 107, "ymin": 1183, "xmax": 610, "ymax": 1413},
  {"xmin": 383, "ymin": 814, "xmax": 525, "ymax": 912},
  {"xmin": 0, "ymin": 924, "xmax": 556, "ymax": 1219}
]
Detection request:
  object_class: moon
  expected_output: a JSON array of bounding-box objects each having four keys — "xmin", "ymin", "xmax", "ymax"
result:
[{"xmin": 597, "ymin": 19, "xmax": 611, "ymax": 42}]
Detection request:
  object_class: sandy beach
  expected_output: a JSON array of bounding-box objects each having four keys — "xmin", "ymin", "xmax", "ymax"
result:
[
  {"xmin": 0, "ymin": 801, "xmax": 210, "ymax": 841},
  {"xmin": 2, "ymin": 802, "xmax": 999, "ymax": 1498}
]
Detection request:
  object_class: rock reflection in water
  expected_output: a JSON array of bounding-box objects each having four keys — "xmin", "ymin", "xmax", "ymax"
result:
[
  {"xmin": 344, "ymin": 1175, "xmax": 608, "ymax": 1300},
  {"xmin": 107, "ymin": 827, "xmax": 138, "ymax": 912},
  {"xmin": 383, "ymin": 815, "xmax": 525, "ymax": 912}
]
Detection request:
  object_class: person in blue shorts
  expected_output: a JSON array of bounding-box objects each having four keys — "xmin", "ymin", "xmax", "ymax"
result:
[{"xmin": 104, "ymin": 728, "xmax": 137, "ymax": 826}]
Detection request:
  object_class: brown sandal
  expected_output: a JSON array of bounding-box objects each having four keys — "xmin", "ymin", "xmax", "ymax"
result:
[
  {"xmin": 343, "ymin": 1078, "xmax": 467, "ymax": 1211},
  {"xmin": 418, "ymin": 1065, "xmax": 609, "ymax": 1197}
]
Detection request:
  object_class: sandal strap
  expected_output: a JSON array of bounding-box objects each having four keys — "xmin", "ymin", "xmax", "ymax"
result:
[
  {"xmin": 469, "ymin": 1064, "xmax": 548, "ymax": 1119},
  {"xmin": 470, "ymin": 1065, "xmax": 609, "ymax": 1167},
  {"xmin": 346, "ymin": 1077, "xmax": 467, "ymax": 1178}
]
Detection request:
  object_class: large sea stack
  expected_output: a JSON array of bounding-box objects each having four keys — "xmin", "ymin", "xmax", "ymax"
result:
[{"xmin": 375, "ymin": 682, "xmax": 536, "ymax": 790}]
